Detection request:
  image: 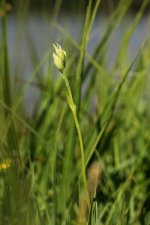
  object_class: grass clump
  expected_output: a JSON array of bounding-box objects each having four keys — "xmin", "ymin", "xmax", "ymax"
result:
[{"xmin": 0, "ymin": 0, "xmax": 150, "ymax": 224}]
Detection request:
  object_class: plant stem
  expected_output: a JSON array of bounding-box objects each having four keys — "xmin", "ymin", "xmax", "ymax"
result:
[{"xmin": 62, "ymin": 74, "xmax": 91, "ymax": 210}]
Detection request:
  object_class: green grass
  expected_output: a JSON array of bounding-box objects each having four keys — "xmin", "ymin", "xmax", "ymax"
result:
[{"xmin": 0, "ymin": 0, "xmax": 150, "ymax": 224}]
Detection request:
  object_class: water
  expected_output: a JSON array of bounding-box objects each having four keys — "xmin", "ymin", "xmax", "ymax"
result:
[{"xmin": 1, "ymin": 13, "xmax": 150, "ymax": 114}]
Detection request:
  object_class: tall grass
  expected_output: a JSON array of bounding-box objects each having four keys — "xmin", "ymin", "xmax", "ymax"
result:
[{"xmin": 0, "ymin": 0, "xmax": 150, "ymax": 224}]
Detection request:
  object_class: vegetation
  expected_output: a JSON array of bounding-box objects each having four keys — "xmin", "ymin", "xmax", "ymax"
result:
[{"xmin": 0, "ymin": 0, "xmax": 150, "ymax": 224}]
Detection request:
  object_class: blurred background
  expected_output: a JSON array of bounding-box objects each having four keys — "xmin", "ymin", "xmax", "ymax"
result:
[
  {"xmin": 0, "ymin": 0, "xmax": 150, "ymax": 115},
  {"xmin": 6, "ymin": 0, "xmax": 150, "ymax": 13}
]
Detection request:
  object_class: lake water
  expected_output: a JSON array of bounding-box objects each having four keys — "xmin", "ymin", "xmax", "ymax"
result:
[{"xmin": 0, "ymin": 13, "xmax": 150, "ymax": 114}]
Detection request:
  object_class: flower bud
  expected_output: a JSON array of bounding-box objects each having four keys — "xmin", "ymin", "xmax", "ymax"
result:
[{"xmin": 53, "ymin": 43, "xmax": 66, "ymax": 73}]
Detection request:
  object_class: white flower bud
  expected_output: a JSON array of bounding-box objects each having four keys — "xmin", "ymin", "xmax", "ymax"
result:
[{"xmin": 53, "ymin": 43, "xmax": 66, "ymax": 73}]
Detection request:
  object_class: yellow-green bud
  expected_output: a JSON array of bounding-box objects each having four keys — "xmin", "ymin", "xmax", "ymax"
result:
[{"xmin": 53, "ymin": 43, "xmax": 66, "ymax": 73}]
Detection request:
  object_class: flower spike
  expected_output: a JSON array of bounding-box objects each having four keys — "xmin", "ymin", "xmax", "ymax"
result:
[{"xmin": 53, "ymin": 43, "xmax": 66, "ymax": 73}]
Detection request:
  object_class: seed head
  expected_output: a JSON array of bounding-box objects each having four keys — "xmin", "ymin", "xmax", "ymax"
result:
[{"xmin": 53, "ymin": 43, "xmax": 66, "ymax": 73}]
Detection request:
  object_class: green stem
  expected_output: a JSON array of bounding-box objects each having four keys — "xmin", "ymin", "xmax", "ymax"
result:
[{"xmin": 62, "ymin": 74, "xmax": 91, "ymax": 210}]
